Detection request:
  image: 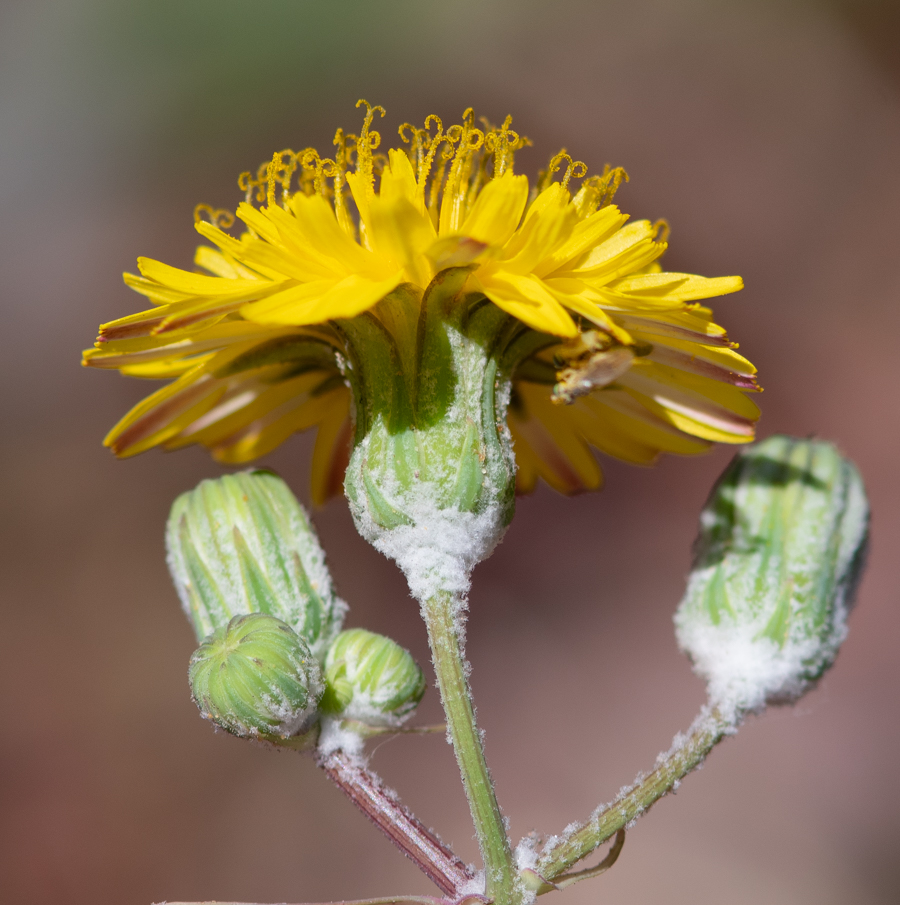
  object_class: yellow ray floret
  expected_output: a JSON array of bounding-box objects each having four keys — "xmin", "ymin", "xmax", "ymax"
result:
[{"xmin": 83, "ymin": 101, "xmax": 760, "ymax": 498}]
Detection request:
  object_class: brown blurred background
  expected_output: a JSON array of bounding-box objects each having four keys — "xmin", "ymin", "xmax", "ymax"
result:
[{"xmin": 1, "ymin": 1, "xmax": 898, "ymax": 903}]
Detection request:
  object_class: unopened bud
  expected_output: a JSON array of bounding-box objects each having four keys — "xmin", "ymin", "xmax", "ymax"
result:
[
  {"xmin": 189, "ymin": 613, "xmax": 323, "ymax": 740},
  {"xmin": 321, "ymin": 628, "xmax": 426, "ymax": 726},
  {"xmin": 166, "ymin": 470, "xmax": 346, "ymax": 657},
  {"xmin": 675, "ymin": 435, "xmax": 868, "ymax": 719}
]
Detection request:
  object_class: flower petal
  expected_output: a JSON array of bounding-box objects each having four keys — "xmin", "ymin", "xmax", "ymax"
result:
[
  {"xmin": 498, "ymin": 183, "xmax": 578, "ymax": 275},
  {"xmin": 477, "ymin": 271, "xmax": 578, "ymax": 337},
  {"xmin": 103, "ymin": 371, "xmax": 226, "ymax": 457},
  {"xmin": 508, "ymin": 382, "xmax": 603, "ymax": 493},
  {"xmin": 533, "ymin": 204, "xmax": 629, "ymax": 278},
  {"xmin": 610, "ymin": 272, "xmax": 743, "ymax": 302},
  {"xmin": 458, "ymin": 171, "xmax": 529, "ymax": 246},
  {"xmin": 137, "ymin": 257, "xmax": 262, "ymax": 297},
  {"xmin": 643, "ymin": 341, "xmax": 759, "ymax": 390},
  {"xmin": 579, "ymin": 389, "xmax": 712, "ymax": 458},
  {"xmin": 310, "ymin": 390, "xmax": 352, "ymax": 506},
  {"xmin": 380, "ymin": 149, "xmax": 422, "ymax": 210},
  {"xmin": 612, "ymin": 309, "xmax": 733, "ymax": 346},
  {"xmin": 619, "ymin": 362, "xmax": 758, "ymax": 443},
  {"xmin": 194, "ymin": 245, "xmax": 261, "ymax": 281},
  {"xmin": 243, "ymin": 273, "xmax": 402, "ymax": 325},
  {"xmin": 208, "ymin": 381, "xmax": 348, "ymax": 465},
  {"xmin": 563, "ymin": 220, "xmax": 664, "ymax": 283},
  {"xmin": 367, "ymin": 193, "xmax": 435, "ymax": 287}
]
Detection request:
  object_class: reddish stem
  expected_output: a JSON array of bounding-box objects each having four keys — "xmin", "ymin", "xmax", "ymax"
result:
[{"xmin": 318, "ymin": 748, "xmax": 474, "ymax": 897}]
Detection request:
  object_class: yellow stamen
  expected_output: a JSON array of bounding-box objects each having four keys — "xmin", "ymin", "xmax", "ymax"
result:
[
  {"xmin": 596, "ymin": 165, "xmax": 630, "ymax": 208},
  {"xmin": 427, "ymin": 154, "xmax": 449, "ymax": 221},
  {"xmin": 465, "ymin": 141, "xmax": 492, "ymax": 214},
  {"xmin": 485, "ymin": 115, "xmax": 520, "ymax": 177},
  {"xmin": 193, "ymin": 205, "xmax": 235, "ymax": 230},
  {"xmin": 371, "ymin": 152, "xmax": 389, "ymax": 178},
  {"xmin": 541, "ymin": 151, "xmax": 588, "ymax": 192},
  {"xmin": 330, "ymin": 129, "xmax": 356, "ymax": 236},
  {"xmin": 398, "ymin": 121, "xmax": 425, "ymax": 165},
  {"xmin": 294, "ymin": 148, "xmax": 326, "ymax": 198},
  {"xmin": 410, "ymin": 114, "xmax": 445, "ymax": 204},
  {"xmin": 439, "ymin": 109, "xmax": 485, "ymax": 233},
  {"xmin": 237, "ymin": 170, "xmax": 259, "ymax": 205},
  {"xmin": 354, "ymin": 99, "xmax": 386, "ymax": 199},
  {"xmin": 296, "ymin": 148, "xmax": 318, "ymax": 197},
  {"xmin": 265, "ymin": 151, "xmax": 286, "ymax": 207}
]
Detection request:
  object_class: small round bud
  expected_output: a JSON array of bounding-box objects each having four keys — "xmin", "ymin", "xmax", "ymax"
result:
[
  {"xmin": 675, "ymin": 436, "xmax": 869, "ymax": 718},
  {"xmin": 321, "ymin": 628, "xmax": 426, "ymax": 727},
  {"xmin": 189, "ymin": 613, "xmax": 323, "ymax": 739},
  {"xmin": 166, "ymin": 470, "xmax": 346, "ymax": 657}
]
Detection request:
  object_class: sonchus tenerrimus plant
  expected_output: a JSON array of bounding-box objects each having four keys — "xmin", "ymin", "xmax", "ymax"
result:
[{"xmin": 83, "ymin": 101, "xmax": 869, "ymax": 905}]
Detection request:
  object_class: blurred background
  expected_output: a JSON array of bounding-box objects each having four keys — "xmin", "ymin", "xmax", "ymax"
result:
[{"xmin": 1, "ymin": 1, "xmax": 899, "ymax": 903}]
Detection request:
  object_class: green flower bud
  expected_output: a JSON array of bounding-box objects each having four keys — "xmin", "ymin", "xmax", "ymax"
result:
[
  {"xmin": 675, "ymin": 435, "xmax": 869, "ymax": 718},
  {"xmin": 189, "ymin": 613, "xmax": 323, "ymax": 739},
  {"xmin": 166, "ymin": 469, "xmax": 346, "ymax": 657},
  {"xmin": 321, "ymin": 628, "xmax": 426, "ymax": 726}
]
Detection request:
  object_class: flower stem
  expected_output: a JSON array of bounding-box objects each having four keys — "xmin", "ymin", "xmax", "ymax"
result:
[
  {"xmin": 535, "ymin": 705, "xmax": 732, "ymax": 880},
  {"xmin": 421, "ymin": 592, "xmax": 518, "ymax": 905},
  {"xmin": 318, "ymin": 747, "xmax": 473, "ymax": 896}
]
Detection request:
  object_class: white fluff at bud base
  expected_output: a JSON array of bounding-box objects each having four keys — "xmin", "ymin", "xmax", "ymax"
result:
[{"xmin": 675, "ymin": 436, "xmax": 868, "ymax": 722}]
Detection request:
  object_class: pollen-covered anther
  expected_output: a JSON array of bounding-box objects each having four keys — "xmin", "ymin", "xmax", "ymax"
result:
[
  {"xmin": 484, "ymin": 114, "xmax": 527, "ymax": 177},
  {"xmin": 652, "ymin": 218, "xmax": 671, "ymax": 244},
  {"xmin": 551, "ymin": 331, "xmax": 636, "ymax": 404},
  {"xmin": 265, "ymin": 149, "xmax": 299, "ymax": 206},
  {"xmin": 193, "ymin": 204, "xmax": 234, "ymax": 230},
  {"xmin": 580, "ymin": 165, "xmax": 630, "ymax": 211},
  {"xmin": 543, "ymin": 150, "xmax": 588, "ymax": 191}
]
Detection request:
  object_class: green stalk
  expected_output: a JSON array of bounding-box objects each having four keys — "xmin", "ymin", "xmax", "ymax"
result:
[
  {"xmin": 421, "ymin": 591, "xmax": 518, "ymax": 905},
  {"xmin": 536, "ymin": 706, "xmax": 732, "ymax": 881}
]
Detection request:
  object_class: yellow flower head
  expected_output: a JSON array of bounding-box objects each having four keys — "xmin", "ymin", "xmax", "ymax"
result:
[{"xmin": 84, "ymin": 101, "xmax": 760, "ymax": 503}]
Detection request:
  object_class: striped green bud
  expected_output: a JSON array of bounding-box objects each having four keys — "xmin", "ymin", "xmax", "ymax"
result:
[
  {"xmin": 166, "ymin": 470, "xmax": 346, "ymax": 658},
  {"xmin": 189, "ymin": 613, "xmax": 323, "ymax": 740},
  {"xmin": 675, "ymin": 436, "xmax": 869, "ymax": 718},
  {"xmin": 321, "ymin": 628, "xmax": 426, "ymax": 726}
]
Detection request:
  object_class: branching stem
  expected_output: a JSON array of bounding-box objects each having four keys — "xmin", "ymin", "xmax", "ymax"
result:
[
  {"xmin": 318, "ymin": 747, "xmax": 473, "ymax": 896},
  {"xmin": 535, "ymin": 705, "xmax": 733, "ymax": 880}
]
